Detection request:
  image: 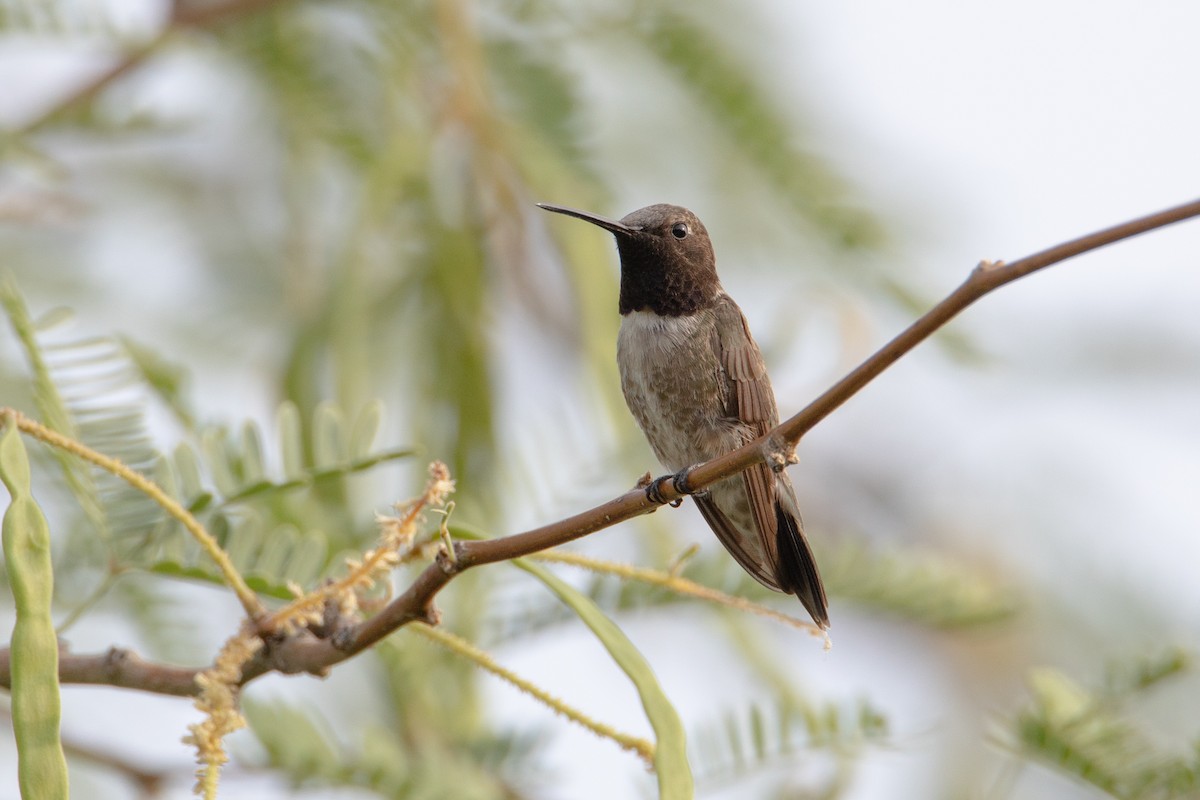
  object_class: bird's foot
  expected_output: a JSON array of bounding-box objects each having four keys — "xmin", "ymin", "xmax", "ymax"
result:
[
  {"xmin": 644, "ymin": 475, "xmax": 680, "ymax": 507},
  {"xmin": 671, "ymin": 465, "xmax": 704, "ymax": 498},
  {"xmin": 636, "ymin": 472, "xmax": 662, "ymax": 510},
  {"xmin": 644, "ymin": 465, "xmax": 705, "ymax": 507},
  {"xmin": 762, "ymin": 432, "xmax": 799, "ymax": 474}
]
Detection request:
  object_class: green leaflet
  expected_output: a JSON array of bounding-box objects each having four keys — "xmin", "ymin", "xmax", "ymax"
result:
[
  {"xmin": 241, "ymin": 700, "xmax": 343, "ymax": 783},
  {"xmin": 513, "ymin": 558, "xmax": 694, "ymax": 799},
  {"xmin": 242, "ymin": 695, "xmax": 532, "ymax": 799},
  {"xmin": 147, "ymin": 518, "xmax": 330, "ymax": 600},
  {"xmin": 690, "ymin": 697, "xmax": 888, "ymax": 788},
  {"xmin": 816, "ymin": 540, "xmax": 1020, "ymax": 629},
  {"xmin": 0, "ymin": 276, "xmax": 111, "ymax": 543},
  {"xmin": 137, "ymin": 400, "xmax": 411, "ymax": 594},
  {"xmin": 118, "ymin": 334, "xmax": 197, "ymax": 431},
  {"xmin": 1, "ymin": 423, "xmax": 69, "ymax": 799},
  {"xmin": 1015, "ymin": 656, "xmax": 1200, "ymax": 799}
]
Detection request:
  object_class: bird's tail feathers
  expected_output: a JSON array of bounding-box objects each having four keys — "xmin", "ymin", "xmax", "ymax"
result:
[{"xmin": 775, "ymin": 503, "xmax": 830, "ymax": 630}]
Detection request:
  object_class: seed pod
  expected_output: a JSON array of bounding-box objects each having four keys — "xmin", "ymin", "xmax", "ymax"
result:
[{"xmin": 1, "ymin": 422, "xmax": 69, "ymax": 799}]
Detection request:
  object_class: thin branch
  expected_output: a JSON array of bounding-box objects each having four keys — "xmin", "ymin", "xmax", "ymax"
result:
[
  {"xmin": 1, "ymin": 197, "xmax": 1198, "ymax": 697},
  {"xmin": 771, "ymin": 197, "xmax": 1200, "ymax": 447},
  {"xmin": 0, "ymin": 646, "xmax": 200, "ymax": 696},
  {"xmin": 15, "ymin": 35, "xmax": 168, "ymax": 136},
  {"xmin": 337, "ymin": 196, "xmax": 1200, "ymax": 654},
  {"xmin": 14, "ymin": 0, "xmax": 290, "ymax": 135}
]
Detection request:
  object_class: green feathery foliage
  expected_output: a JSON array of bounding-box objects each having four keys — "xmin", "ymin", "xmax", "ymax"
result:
[
  {"xmin": 479, "ymin": 538, "xmax": 1018, "ymax": 647},
  {"xmin": 0, "ymin": 278, "xmax": 114, "ymax": 544},
  {"xmin": 635, "ymin": 5, "xmax": 884, "ymax": 253},
  {"xmin": 1, "ymin": 278, "xmax": 417, "ymax": 610},
  {"xmin": 816, "ymin": 539, "xmax": 1020, "ymax": 628},
  {"xmin": 1012, "ymin": 648, "xmax": 1199, "ymax": 799},
  {"xmin": 691, "ymin": 697, "xmax": 888, "ymax": 792},
  {"xmin": 134, "ymin": 398, "xmax": 416, "ymax": 598},
  {"xmin": 242, "ymin": 697, "xmax": 544, "ymax": 799}
]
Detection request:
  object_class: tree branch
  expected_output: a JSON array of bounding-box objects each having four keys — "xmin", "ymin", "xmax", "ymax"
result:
[
  {"xmin": 297, "ymin": 196, "xmax": 1200, "ymax": 661},
  {"xmin": 0, "ymin": 645, "xmax": 200, "ymax": 696},
  {"xmin": 15, "ymin": 0, "xmax": 290, "ymax": 135},
  {"xmin": 2, "ymin": 197, "xmax": 1198, "ymax": 697}
]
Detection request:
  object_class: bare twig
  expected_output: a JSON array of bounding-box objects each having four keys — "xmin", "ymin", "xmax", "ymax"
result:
[
  {"xmin": 771, "ymin": 198, "xmax": 1200, "ymax": 447},
  {"xmin": 1, "ymin": 197, "xmax": 1198, "ymax": 696},
  {"xmin": 0, "ymin": 646, "xmax": 200, "ymax": 696},
  {"xmin": 15, "ymin": 0, "xmax": 290, "ymax": 135}
]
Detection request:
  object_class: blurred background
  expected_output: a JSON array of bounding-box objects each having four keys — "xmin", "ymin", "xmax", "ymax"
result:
[{"xmin": 1, "ymin": 0, "xmax": 1199, "ymax": 798}]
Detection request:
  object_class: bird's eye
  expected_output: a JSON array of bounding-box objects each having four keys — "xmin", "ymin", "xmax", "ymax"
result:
[{"xmin": 671, "ymin": 222, "xmax": 689, "ymax": 239}]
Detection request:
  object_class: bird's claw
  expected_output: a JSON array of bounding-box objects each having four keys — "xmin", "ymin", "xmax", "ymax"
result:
[
  {"xmin": 645, "ymin": 475, "xmax": 670, "ymax": 505},
  {"xmin": 645, "ymin": 465, "xmax": 705, "ymax": 506},
  {"xmin": 645, "ymin": 475, "xmax": 683, "ymax": 507},
  {"xmin": 671, "ymin": 465, "xmax": 700, "ymax": 498}
]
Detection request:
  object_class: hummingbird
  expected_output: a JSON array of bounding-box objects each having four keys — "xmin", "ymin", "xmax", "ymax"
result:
[{"xmin": 538, "ymin": 202, "xmax": 830, "ymax": 629}]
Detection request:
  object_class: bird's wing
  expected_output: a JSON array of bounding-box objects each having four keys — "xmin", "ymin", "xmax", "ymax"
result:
[
  {"xmin": 693, "ymin": 494, "xmax": 783, "ymax": 591},
  {"xmin": 711, "ymin": 295, "xmax": 783, "ymax": 559},
  {"xmin": 713, "ymin": 295, "xmax": 830, "ymax": 627}
]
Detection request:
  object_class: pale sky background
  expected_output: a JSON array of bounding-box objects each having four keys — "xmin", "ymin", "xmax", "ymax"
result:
[{"xmin": 2, "ymin": 2, "xmax": 1200, "ymax": 799}]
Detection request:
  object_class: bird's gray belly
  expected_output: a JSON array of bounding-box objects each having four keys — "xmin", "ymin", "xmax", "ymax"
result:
[{"xmin": 616, "ymin": 311, "xmax": 749, "ymax": 472}]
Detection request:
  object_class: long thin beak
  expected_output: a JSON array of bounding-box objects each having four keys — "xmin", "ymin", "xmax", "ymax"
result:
[{"xmin": 536, "ymin": 203, "xmax": 635, "ymax": 236}]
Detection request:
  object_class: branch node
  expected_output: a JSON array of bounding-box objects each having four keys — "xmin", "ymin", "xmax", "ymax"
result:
[
  {"xmin": 103, "ymin": 646, "xmax": 130, "ymax": 678},
  {"xmin": 331, "ymin": 628, "xmax": 357, "ymax": 653},
  {"xmin": 438, "ymin": 503, "xmax": 458, "ymax": 565},
  {"xmin": 973, "ymin": 258, "xmax": 1006, "ymax": 275},
  {"xmin": 761, "ymin": 431, "xmax": 798, "ymax": 473},
  {"xmin": 413, "ymin": 603, "xmax": 441, "ymax": 627},
  {"xmin": 436, "ymin": 546, "xmax": 459, "ymax": 575}
]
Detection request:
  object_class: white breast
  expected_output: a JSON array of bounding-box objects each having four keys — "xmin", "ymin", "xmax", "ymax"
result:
[
  {"xmin": 617, "ymin": 310, "xmax": 707, "ymax": 364},
  {"xmin": 616, "ymin": 308, "xmax": 734, "ymax": 470}
]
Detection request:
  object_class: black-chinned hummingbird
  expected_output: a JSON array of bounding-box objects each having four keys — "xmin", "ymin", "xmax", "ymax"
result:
[{"xmin": 538, "ymin": 202, "xmax": 830, "ymax": 629}]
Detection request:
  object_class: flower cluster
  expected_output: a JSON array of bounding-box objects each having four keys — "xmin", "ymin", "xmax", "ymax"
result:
[{"xmin": 186, "ymin": 462, "xmax": 454, "ymax": 798}]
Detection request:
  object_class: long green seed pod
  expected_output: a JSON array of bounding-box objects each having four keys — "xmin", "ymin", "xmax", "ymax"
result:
[{"xmin": 1, "ymin": 421, "xmax": 69, "ymax": 799}]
